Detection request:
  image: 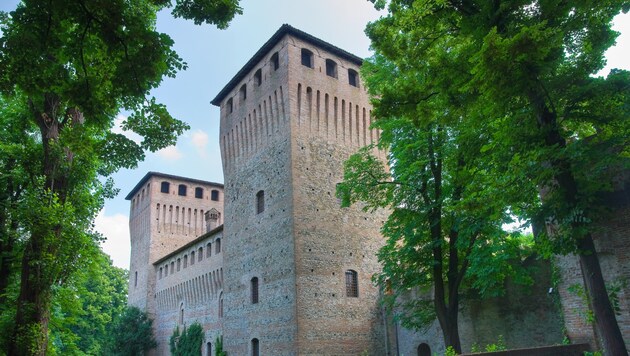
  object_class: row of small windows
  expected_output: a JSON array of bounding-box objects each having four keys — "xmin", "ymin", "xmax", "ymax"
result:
[
  {"xmin": 301, "ymin": 48, "xmax": 360, "ymax": 88},
  {"xmin": 226, "ymin": 51, "xmax": 281, "ymax": 114},
  {"xmin": 158, "ymin": 239, "xmax": 222, "ymax": 279},
  {"xmin": 160, "ymin": 181, "xmax": 220, "ymax": 201}
]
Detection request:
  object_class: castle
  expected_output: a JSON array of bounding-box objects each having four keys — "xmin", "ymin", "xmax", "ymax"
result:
[{"xmin": 126, "ymin": 25, "xmax": 630, "ymax": 355}]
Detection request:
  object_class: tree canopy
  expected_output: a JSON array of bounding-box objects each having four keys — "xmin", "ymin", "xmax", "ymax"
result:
[
  {"xmin": 363, "ymin": 0, "xmax": 629, "ymax": 353},
  {"xmin": 0, "ymin": 0, "xmax": 241, "ymax": 354}
]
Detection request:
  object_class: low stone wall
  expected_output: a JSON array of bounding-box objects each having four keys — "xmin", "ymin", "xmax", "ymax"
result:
[{"xmin": 461, "ymin": 343, "xmax": 590, "ymax": 356}]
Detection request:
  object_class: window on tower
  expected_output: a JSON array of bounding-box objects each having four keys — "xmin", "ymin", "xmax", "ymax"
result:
[
  {"xmin": 345, "ymin": 270, "xmax": 358, "ymax": 297},
  {"xmin": 254, "ymin": 68, "xmax": 262, "ymax": 86},
  {"xmin": 227, "ymin": 98, "xmax": 233, "ymax": 113},
  {"xmin": 348, "ymin": 69, "xmax": 359, "ymax": 88},
  {"xmin": 178, "ymin": 184, "xmax": 187, "ymax": 196},
  {"xmin": 270, "ymin": 52, "xmax": 279, "ymax": 71},
  {"xmin": 326, "ymin": 59, "xmax": 338, "ymax": 78},
  {"xmin": 195, "ymin": 187, "xmax": 203, "ymax": 199},
  {"xmin": 161, "ymin": 181, "xmax": 170, "ymax": 193},
  {"xmin": 211, "ymin": 189, "xmax": 220, "ymax": 201},
  {"xmin": 301, "ymin": 48, "xmax": 314, "ymax": 68},
  {"xmin": 215, "ymin": 238, "xmax": 221, "ymax": 254},
  {"xmin": 240, "ymin": 84, "xmax": 247, "ymax": 102},
  {"xmin": 256, "ymin": 190, "xmax": 265, "ymax": 214},
  {"xmin": 251, "ymin": 277, "xmax": 259, "ymax": 304},
  {"xmin": 251, "ymin": 338, "xmax": 260, "ymax": 356}
]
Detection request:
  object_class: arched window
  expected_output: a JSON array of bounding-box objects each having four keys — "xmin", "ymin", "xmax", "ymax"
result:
[
  {"xmin": 207, "ymin": 342, "xmax": 212, "ymax": 356},
  {"xmin": 190, "ymin": 251, "xmax": 195, "ymax": 265},
  {"xmin": 177, "ymin": 258, "xmax": 181, "ymax": 271},
  {"xmin": 161, "ymin": 181, "xmax": 170, "ymax": 193},
  {"xmin": 348, "ymin": 69, "xmax": 359, "ymax": 88},
  {"xmin": 198, "ymin": 247, "xmax": 203, "ymax": 261},
  {"xmin": 270, "ymin": 52, "xmax": 279, "ymax": 71},
  {"xmin": 256, "ymin": 190, "xmax": 265, "ymax": 214},
  {"xmin": 227, "ymin": 98, "xmax": 233, "ymax": 113},
  {"xmin": 178, "ymin": 184, "xmax": 187, "ymax": 196},
  {"xmin": 326, "ymin": 59, "xmax": 338, "ymax": 78},
  {"xmin": 239, "ymin": 84, "xmax": 247, "ymax": 102},
  {"xmin": 195, "ymin": 187, "xmax": 203, "ymax": 199},
  {"xmin": 254, "ymin": 68, "xmax": 262, "ymax": 86},
  {"xmin": 215, "ymin": 238, "xmax": 221, "ymax": 254},
  {"xmin": 211, "ymin": 189, "xmax": 220, "ymax": 201},
  {"xmin": 301, "ymin": 48, "xmax": 314, "ymax": 68},
  {"xmin": 171, "ymin": 261, "xmax": 175, "ymax": 274},
  {"xmin": 251, "ymin": 338, "xmax": 260, "ymax": 356},
  {"xmin": 251, "ymin": 277, "xmax": 259, "ymax": 304},
  {"xmin": 159, "ymin": 267, "xmax": 163, "ymax": 279},
  {"xmin": 345, "ymin": 270, "xmax": 358, "ymax": 297},
  {"xmin": 417, "ymin": 343, "xmax": 431, "ymax": 356},
  {"xmin": 206, "ymin": 243, "xmax": 212, "ymax": 258},
  {"xmin": 183, "ymin": 254, "xmax": 188, "ymax": 268},
  {"xmin": 165, "ymin": 264, "xmax": 169, "ymax": 276}
]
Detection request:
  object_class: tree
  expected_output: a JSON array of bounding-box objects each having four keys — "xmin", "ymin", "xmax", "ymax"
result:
[
  {"xmin": 170, "ymin": 323, "xmax": 205, "ymax": 356},
  {"xmin": 338, "ymin": 49, "xmax": 534, "ymax": 352},
  {"xmin": 0, "ymin": 0, "xmax": 241, "ymax": 354},
  {"xmin": 366, "ymin": 1, "xmax": 629, "ymax": 354},
  {"xmin": 106, "ymin": 306, "xmax": 157, "ymax": 356}
]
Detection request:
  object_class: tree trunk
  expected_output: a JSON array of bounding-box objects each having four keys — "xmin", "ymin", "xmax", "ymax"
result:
[{"xmin": 528, "ymin": 90, "xmax": 627, "ymax": 356}]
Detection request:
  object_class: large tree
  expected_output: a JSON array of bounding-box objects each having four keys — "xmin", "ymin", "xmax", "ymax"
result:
[
  {"xmin": 366, "ymin": 0, "xmax": 629, "ymax": 354},
  {"xmin": 338, "ymin": 47, "xmax": 534, "ymax": 352},
  {"xmin": 0, "ymin": 0, "xmax": 240, "ymax": 354}
]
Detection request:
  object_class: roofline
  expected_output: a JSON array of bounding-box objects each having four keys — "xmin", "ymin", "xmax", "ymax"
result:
[
  {"xmin": 210, "ymin": 24, "xmax": 364, "ymax": 106},
  {"xmin": 153, "ymin": 225, "xmax": 224, "ymax": 266},
  {"xmin": 125, "ymin": 171, "xmax": 224, "ymax": 200}
]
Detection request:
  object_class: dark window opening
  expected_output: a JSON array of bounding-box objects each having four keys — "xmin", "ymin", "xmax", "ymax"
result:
[
  {"xmin": 171, "ymin": 262, "xmax": 174, "ymax": 274},
  {"xmin": 207, "ymin": 243, "xmax": 212, "ymax": 258},
  {"xmin": 348, "ymin": 69, "xmax": 359, "ymax": 88},
  {"xmin": 177, "ymin": 258, "xmax": 181, "ymax": 272},
  {"xmin": 178, "ymin": 184, "xmax": 187, "ymax": 196},
  {"xmin": 326, "ymin": 59, "xmax": 338, "ymax": 78},
  {"xmin": 254, "ymin": 68, "xmax": 262, "ymax": 86},
  {"xmin": 183, "ymin": 255, "xmax": 188, "ymax": 268},
  {"xmin": 207, "ymin": 342, "xmax": 212, "ymax": 356},
  {"xmin": 190, "ymin": 251, "xmax": 195, "ymax": 265},
  {"xmin": 227, "ymin": 98, "xmax": 233, "ymax": 113},
  {"xmin": 251, "ymin": 277, "xmax": 259, "ymax": 304},
  {"xmin": 161, "ymin": 181, "xmax": 170, "ymax": 193},
  {"xmin": 165, "ymin": 264, "xmax": 169, "ymax": 276},
  {"xmin": 271, "ymin": 52, "xmax": 279, "ymax": 71},
  {"xmin": 134, "ymin": 271, "xmax": 138, "ymax": 287},
  {"xmin": 252, "ymin": 338, "xmax": 259, "ymax": 356},
  {"xmin": 198, "ymin": 247, "xmax": 203, "ymax": 261},
  {"xmin": 256, "ymin": 190, "xmax": 265, "ymax": 214},
  {"xmin": 345, "ymin": 270, "xmax": 358, "ymax": 297},
  {"xmin": 215, "ymin": 238, "xmax": 221, "ymax": 254},
  {"xmin": 301, "ymin": 48, "xmax": 314, "ymax": 68},
  {"xmin": 195, "ymin": 187, "xmax": 203, "ymax": 199},
  {"xmin": 159, "ymin": 268, "xmax": 163, "ymax": 279},
  {"xmin": 211, "ymin": 189, "xmax": 220, "ymax": 201},
  {"xmin": 418, "ymin": 343, "xmax": 431, "ymax": 356},
  {"xmin": 240, "ymin": 84, "xmax": 247, "ymax": 102}
]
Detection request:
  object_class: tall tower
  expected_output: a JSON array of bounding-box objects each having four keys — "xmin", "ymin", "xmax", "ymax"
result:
[
  {"xmin": 126, "ymin": 172, "xmax": 224, "ymax": 318},
  {"xmin": 212, "ymin": 25, "xmax": 389, "ymax": 355}
]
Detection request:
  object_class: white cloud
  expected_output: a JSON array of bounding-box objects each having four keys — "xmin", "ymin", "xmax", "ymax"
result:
[
  {"xmin": 191, "ymin": 130, "xmax": 209, "ymax": 157},
  {"xmin": 112, "ymin": 114, "xmax": 142, "ymax": 144},
  {"xmin": 95, "ymin": 209, "xmax": 130, "ymax": 269},
  {"xmin": 157, "ymin": 145, "xmax": 183, "ymax": 160}
]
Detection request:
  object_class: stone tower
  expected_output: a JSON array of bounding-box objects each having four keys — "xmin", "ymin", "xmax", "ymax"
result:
[
  {"xmin": 126, "ymin": 172, "xmax": 224, "ymax": 317},
  {"xmin": 211, "ymin": 25, "xmax": 389, "ymax": 355}
]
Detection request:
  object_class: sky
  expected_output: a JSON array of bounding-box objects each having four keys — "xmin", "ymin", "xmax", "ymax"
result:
[{"xmin": 1, "ymin": 1, "xmax": 628, "ymax": 269}]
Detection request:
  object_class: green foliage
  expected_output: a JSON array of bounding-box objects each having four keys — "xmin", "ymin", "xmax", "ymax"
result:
[
  {"xmin": 170, "ymin": 323, "xmax": 205, "ymax": 356},
  {"xmin": 0, "ymin": 0, "xmax": 241, "ymax": 352},
  {"xmin": 106, "ymin": 306, "xmax": 157, "ymax": 356},
  {"xmin": 444, "ymin": 346, "xmax": 457, "ymax": 356},
  {"xmin": 215, "ymin": 335, "xmax": 227, "ymax": 356}
]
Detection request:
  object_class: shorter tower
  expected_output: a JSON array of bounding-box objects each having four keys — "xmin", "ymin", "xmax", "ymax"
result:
[{"xmin": 126, "ymin": 172, "xmax": 224, "ymax": 318}]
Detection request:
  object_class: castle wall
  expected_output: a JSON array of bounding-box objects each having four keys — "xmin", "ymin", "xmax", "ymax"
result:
[
  {"xmin": 219, "ymin": 36, "xmax": 298, "ymax": 356},
  {"xmin": 286, "ymin": 36, "xmax": 390, "ymax": 355},
  {"xmin": 153, "ymin": 231, "xmax": 224, "ymax": 355}
]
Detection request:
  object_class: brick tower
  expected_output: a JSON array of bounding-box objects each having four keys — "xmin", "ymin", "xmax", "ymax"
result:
[
  {"xmin": 212, "ymin": 25, "xmax": 389, "ymax": 355},
  {"xmin": 126, "ymin": 172, "xmax": 224, "ymax": 318}
]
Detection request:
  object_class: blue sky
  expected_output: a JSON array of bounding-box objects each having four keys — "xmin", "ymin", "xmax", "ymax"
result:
[{"xmin": 1, "ymin": 1, "xmax": 628, "ymax": 268}]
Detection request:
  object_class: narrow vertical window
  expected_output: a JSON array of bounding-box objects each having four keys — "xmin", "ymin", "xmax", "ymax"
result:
[
  {"xmin": 207, "ymin": 243, "xmax": 212, "ymax": 258},
  {"xmin": 345, "ymin": 270, "xmax": 358, "ymax": 297},
  {"xmin": 198, "ymin": 247, "xmax": 203, "ymax": 261},
  {"xmin": 134, "ymin": 271, "xmax": 138, "ymax": 287},
  {"xmin": 227, "ymin": 98, "xmax": 233, "ymax": 113},
  {"xmin": 218, "ymin": 294, "xmax": 224, "ymax": 318},
  {"xmin": 251, "ymin": 338, "xmax": 260, "ymax": 356},
  {"xmin": 165, "ymin": 264, "xmax": 169, "ymax": 276},
  {"xmin": 270, "ymin": 52, "xmax": 279, "ymax": 71},
  {"xmin": 254, "ymin": 68, "xmax": 262, "ymax": 86},
  {"xmin": 195, "ymin": 187, "xmax": 203, "ymax": 199},
  {"xmin": 256, "ymin": 190, "xmax": 265, "ymax": 214},
  {"xmin": 171, "ymin": 261, "xmax": 174, "ymax": 274},
  {"xmin": 177, "ymin": 258, "xmax": 181, "ymax": 272},
  {"xmin": 191, "ymin": 251, "xmax": 195, "ymax": 266},
  {"xmin": 301, "ymin": 48, "xmax": 314, "ymax": 68},
  {"xmin": 240, "ymin": 84, "xmax": 247, "ymax": 102},
  {"xmin": 178, "ymin": 184, "xmax": 187, "ymax": 196},
  {"xmin": 325, "ymin": 59, "xmax": 338, "ymax": 78},
  {"xmin": 207, "ymin": 343, "xmax": 212, "ymax": 356},
  {"xmin": 211, "ymin": 189, "xmax": 220, "ymax": 201},
  {"xmin": 251, "ymin": 277, "xmax": 259, "ymax": 304},
  {"xmin": 348, "ymin": 69, "xmax": 359, "ymax": 88},
  {"xmin": 161, "ymin": 181, "xmax": 170, "ymax": 193},
  {"xmin": 215, "ymin": 238, "xmax": 221, "ymax": 253},
  {"xmin": 159, "ymin": 267, "xmax": 163, "ymax": 279},
  {"xmin": 183, "ymin": 255, "xmax": 188, "ymax": 268}
]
